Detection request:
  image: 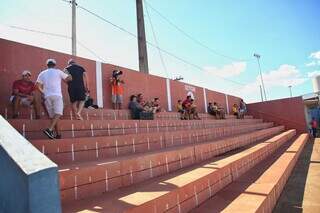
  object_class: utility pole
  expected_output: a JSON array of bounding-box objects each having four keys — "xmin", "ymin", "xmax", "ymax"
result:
[
  {"xmin": 254, "ymin": 53, "xmax": 267, "ymax": 101},
  {"xmin": 71, "ymin": 0, "xmax": 77, "ymax": 56},
  {"xmin": 288, "ymin": 85, "xmax": 292, "ymax": 97},
  {"xmin": 136, "ymin": 0, "xmax": 149, "ymax": 74}
]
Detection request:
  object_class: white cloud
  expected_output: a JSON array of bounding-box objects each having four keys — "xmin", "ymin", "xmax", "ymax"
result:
[
  {"xmin": 308, "ymin": 70, "xmax": 320, "ymax": 78},
  {"xmin": 237, "ymin": 64, "xmax": 307, "ymax": 103},
  {"xmin": 261, "ymin": 64, "xmax": 307, "ymax": 87},
  {"xmin": 310, "ymin": 51, "xmax": 320, "ymax": 60},
  {"xmin": 306, "ymin": 61, "xmax": 317, "ymax": 67},
  {"xmin": 203, "ymin": 62, "xmax": 246, "ymax": 78}
]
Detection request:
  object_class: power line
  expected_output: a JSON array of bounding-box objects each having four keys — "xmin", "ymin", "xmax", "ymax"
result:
[
  {"xmin": 7, "ymin": 25, "xmax": 106, "ymax": 62},
  {"xmin": 144, "ymin": 0, "xmax": 169, "ymax": 78},
  {"xmin": 64, "ymin": 1, "xmax": 247, "ymax": 86},
  {"xmin": 144, "ymin": 0, "xmax": 253, "ymax": 62}
]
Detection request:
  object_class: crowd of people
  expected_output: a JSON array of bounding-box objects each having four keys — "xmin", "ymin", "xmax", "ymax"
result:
[
  {"xmin": 10, "ymin": 58, "xmax": 247, "ymax": 139},
  {"xmin": 128, "ymin": 94, "xmax": 162, "ymax": 120}
]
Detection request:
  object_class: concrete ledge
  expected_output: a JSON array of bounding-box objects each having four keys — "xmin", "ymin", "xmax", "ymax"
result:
[{"xmin": 0, "ymin": 116, "xmax": 61, "ymax": 213}]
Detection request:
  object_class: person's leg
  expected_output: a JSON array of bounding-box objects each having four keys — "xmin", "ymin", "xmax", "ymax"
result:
[
  {"xmin": 77, "ymin": 101, "xmax": 85, "ymax": 117},
  {"xmin": 72, "ymin": 101, "xmax": 78, "ymax": 118},
  {"xmin": 312, "ymin": 128, "xmax": 317, "ymax": 138},
  {"xmin": 32, "ymin": 92, "xmax": 41, "ymax": 119},
  {"xmin": 112, "ymin": 95, "xmax": 117, "ymax": 109},
  {"xmin": 12, "ymin": 96, "xmax": 21, "ymax": 118}
]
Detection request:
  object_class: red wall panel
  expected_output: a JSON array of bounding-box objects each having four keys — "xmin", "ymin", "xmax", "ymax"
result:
[
  {"xmin": 0, "ymin": 38, "xmax": 96, "ymax": 109},
  {"xmin": 247, "ymin": 97, "xmax": 307, "ymax": 133}
]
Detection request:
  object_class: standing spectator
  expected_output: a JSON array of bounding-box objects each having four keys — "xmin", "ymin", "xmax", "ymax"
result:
[
  {"xmin": 36, "ymin": 59, "xmax": 72, "ymax": 139},
  {"xmin": 239, "ymin": 99, "xmax": 247, "ymax": 119},
  {"xmin": 65, "ymin": 59, "xmax": 89, "ymax": 120},
  {"xmin": 310, "ymin": 117, "xmax": 317, "ymax": 138},
  {"xmin": 10, "ymin": 70, "xmax": 40, "ymax": 119},
  {"xmin": 110, "ymin": 70, "xmax": 124, "ymax": 109}
]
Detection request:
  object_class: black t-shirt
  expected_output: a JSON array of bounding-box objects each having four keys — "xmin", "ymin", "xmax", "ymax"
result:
[{"xmin": 66, "ymin": 64, "xmax": 85, "ymax": 89}]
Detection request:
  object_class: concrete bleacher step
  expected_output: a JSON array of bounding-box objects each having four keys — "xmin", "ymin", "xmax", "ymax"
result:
[
  {"xmin": 61, "ymin": 129, "xmax": 295, "ymax": 213},
  {"xmin": 9, "ymin": 118, "xmax": 262, "ymax": 139},
  {"xmin": 32, "ymin": 122, "xmax": 273, "ymax": 164},
  {"xmin": 190, "ymin": 133, "xmax": 308, "ymax": 213},
  {"xmin": 58, "ymin": 126, "xmax": 283, "ymax": 202},
  {"xmin": 1, "ymin": 107, "xmax": 254, "ymax": 120}
]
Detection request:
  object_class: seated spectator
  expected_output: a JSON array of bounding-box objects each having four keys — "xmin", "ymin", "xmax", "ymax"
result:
[
  {"xmin": 207, "ymin": 102, "xmax": 217, "ymax": 117},
  {"xmin": 239, "ymin": 99, "xmax": 247, "ymax": 119},
  {"xmin": 182, "ymin": 95, "xmax": 192, "ymax": 119},
  {"xmin": 151, "ymin": 98, "xmax": 161, "ymax": 113},
  {"xmin": 232, "ymin": 103, "xmax": 239, "ymax": 118},
  {"xmin": 190, "ymin": 99, "xmax": 200, "ymax": 120},
  {"xmin": 176, "ymin": 100, "xmax": 185, "ymax": 119},
  {"xmin": 128, "ymin": 95, "xmax": 144, "ymax": 120},
  {"xmin": 137, "ymin": 93, "xmax": 144, "ymax": 104},
  {"xmin": 213, "ymin": 102, "xmax": 225, "ymax": 119},
  {"xmin": 10, "ymin": 70, "xmax": 40, "ymax": 119},
  {"xmin": 84, "ymin": 92, "xmax": 99, "ymax": 109},
  {"xmin": 143, "ymin": 101, "xmax": 154, "ymax": 112}
]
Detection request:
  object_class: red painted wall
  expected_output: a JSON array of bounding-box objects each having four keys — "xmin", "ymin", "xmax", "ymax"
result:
[
  {"xmin": 0, "ymin": 38, "xmax": 242, "ymax": 113},
  {"xmin": 247, "ymin": 97, "xmax": 307, "ymax": 133},
  {"xmin": 0, "ymin": 38, "xmax": 97, "ymax": 108}
]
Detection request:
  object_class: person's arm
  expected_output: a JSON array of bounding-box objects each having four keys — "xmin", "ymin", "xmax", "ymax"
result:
[{"xmin": 60, "ymin": 70, "xmax": 72, "ymax": 82}]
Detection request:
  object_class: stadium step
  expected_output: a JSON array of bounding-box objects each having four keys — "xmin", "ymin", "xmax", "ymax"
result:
[
  {"xmin": 190, "ymin": 133, "xmax": 308, "ymax": 213},
  {"xmin": 1, "ymin": 107, "xmax": 253, "ymax": 120},
  {"xmin": 61, "ymin": 129, "xmax": 295, "ymax": 213},
  {"xmin": 32, "ymin": 122, "xmax": 273, "ymax": 164},
  {"xmin": 8, "ymin": 118, "xmax": 262, "ymax": 139},
  {"xmin": 58, "ymin": 126, "xmax": 283, "ymax": 202}
]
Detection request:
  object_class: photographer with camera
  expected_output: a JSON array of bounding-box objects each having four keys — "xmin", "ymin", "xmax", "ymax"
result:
[{"xmin": 110, "ymin": 69, "xmax": 124, "ymax": 109}]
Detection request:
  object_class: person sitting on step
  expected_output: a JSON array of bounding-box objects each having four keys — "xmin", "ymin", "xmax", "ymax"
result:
[{"xmin": 10, "ymin": 70, "xmax": 41, "ymax": 119}]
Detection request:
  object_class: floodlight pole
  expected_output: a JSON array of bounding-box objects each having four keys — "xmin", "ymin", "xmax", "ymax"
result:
[
  {"xmin": 254, "ymin": 53, "xmax": 267, "ymax": 101},
  {"xmin": 289, "ymin": 85, "xmax": 292, "ymax": 97},
  {"xmin": 136, "ymin": 0, "xmax": 149, "ymax": 74},
  {"xmin": 71, "ymin": 0, "xmax": 77, "ymax": 56}
]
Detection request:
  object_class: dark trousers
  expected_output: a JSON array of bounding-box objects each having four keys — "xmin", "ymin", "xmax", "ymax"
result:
[{"xmin": 312, "ymin": 128, "xmax": 317, "ymax": 138}]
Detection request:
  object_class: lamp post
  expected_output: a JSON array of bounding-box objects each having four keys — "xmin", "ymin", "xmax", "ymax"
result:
[
  {"xmin": 288, "ymin": 85, "xmax": 292, "ymax": 97},
  {"xmin": 254, "ymin": 53, "xmax": 267, "ymax": 101}
]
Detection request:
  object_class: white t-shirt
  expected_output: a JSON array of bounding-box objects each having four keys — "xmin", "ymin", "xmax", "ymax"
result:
[{"xmin": 36, "ymin": 68, "xmax": 69, "ymax": 98}]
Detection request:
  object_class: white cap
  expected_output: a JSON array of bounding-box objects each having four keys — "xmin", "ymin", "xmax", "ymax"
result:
[
  {"xmin": 22, "ymin": 70, "xmax": 31, "ymax": 76},
  {"xmin": 46, "ymin": 58, "xmax": 56, "ymax": 65}
]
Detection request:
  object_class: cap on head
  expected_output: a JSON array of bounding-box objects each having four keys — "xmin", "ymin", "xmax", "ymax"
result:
[
  {"xmin": 68, "ymin": 59, "xmax": 75, "ymax": 65},
  {"xmin": 22, "ymin": 70, "xmax": 31, "ymax": 76},
  {"xmin": 46, "ymin": 59, "xmax": 56, "ymax": 66}
]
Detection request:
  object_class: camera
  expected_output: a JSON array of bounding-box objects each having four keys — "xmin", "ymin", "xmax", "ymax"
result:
[{"xmin": 112, "ymin": 70, "xmax": 123, "ymax": 78}]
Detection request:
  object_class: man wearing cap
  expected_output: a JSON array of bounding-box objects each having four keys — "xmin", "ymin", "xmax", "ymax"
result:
[
  {"xmin": 36, "ymin": 59, "xmax": 72, "ymax": 139},
  {"xmin": 11, "ymin": 70, "xmax": 40, "ymax": 119},
  {"xmin": 64, "ymin": 59, "xmax": 89, "ymax": 120}
]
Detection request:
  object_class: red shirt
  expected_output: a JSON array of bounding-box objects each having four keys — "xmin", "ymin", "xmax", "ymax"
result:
[
  {"xmin": 311, "ymin": 120, "xmax": 317, "ymax": 128},
  {"xmin": 182, "ymin": 99, "xmax": 192, "ymax": 108},
  {"xmin": 12, "ymin": 80, "xmax": 35, "ymax": 95}
]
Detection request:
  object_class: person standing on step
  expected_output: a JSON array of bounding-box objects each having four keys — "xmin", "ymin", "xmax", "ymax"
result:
[
  {"xmin": 110, "ymin": 69, "xmax": 124, "ymax": 109},
  {"xmin": 36, "ymin": 59, "xmax": 72, "ymax": 139},
  {"xmin": 310, "ymin": 117, "xmax": 318, "ymax": 138},
  {"xmin": 65, "ymin": 59, "xmax": 89, "ymax": 120}
]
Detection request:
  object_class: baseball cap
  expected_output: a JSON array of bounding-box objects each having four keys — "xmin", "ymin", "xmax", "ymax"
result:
[
  {"xmin": 46, "ymin": 59, "xmax": 56, "ymax": 65},
  {"xmin": 22, "ymin": 70, "xmax": 31, "ymax": 76}
]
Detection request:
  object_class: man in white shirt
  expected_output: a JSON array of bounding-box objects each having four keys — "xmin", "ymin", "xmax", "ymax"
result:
[{"xmin": 36, "ymin": 59, "xmax": 72, "ymax": 139}]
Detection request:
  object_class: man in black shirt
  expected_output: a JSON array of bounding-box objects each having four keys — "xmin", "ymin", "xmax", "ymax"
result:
[{"xmin": 65, "ymin": 59, "xmax": 89, "ymax": 120}]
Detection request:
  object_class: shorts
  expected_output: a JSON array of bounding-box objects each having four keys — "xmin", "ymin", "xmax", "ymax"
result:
[
  {"xmin": 45, "ymin": 95, "xmax": 64, "ymax": 118},
  {"xmin": 68, "ymin": 87, "xmax": 86, "ymax": 103},
  {"xmin": 10, "ymin": 96, "xmax": 33, "ymax": 106},
  {"xmin": 112, "ymin": 94, "xmax": 123, "ymax": 104}
]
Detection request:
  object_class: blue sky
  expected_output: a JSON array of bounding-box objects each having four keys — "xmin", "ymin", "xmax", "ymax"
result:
[{"xmin": 0, "ymin": 0, "xmax": 319, "ymax": 102}]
